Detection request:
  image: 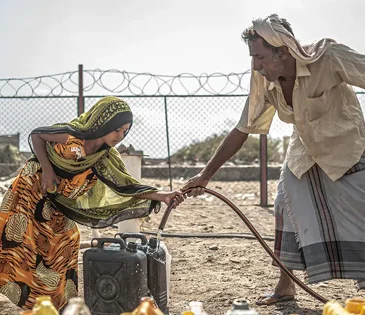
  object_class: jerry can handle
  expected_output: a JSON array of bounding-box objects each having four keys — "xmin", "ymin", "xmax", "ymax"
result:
[
  {"xmin": 114, "ymin": 233, "xmax": 148, "ymax": 245},
  {"xmin": 91, "ymin": 237, "xmax": 126, "ymax": 249}
]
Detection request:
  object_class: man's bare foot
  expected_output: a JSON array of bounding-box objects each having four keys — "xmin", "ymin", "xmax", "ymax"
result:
[{"xmin": 256, "ymin": 270, "xmax": 296, "ymax": 306}]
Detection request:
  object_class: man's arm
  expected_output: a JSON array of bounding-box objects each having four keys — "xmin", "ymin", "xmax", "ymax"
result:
[
  {"xmin": 330, "ymin": 43, "xmax": 365, "ymax": 89},
  {"xmin": 183, "ymin": 95, "xmax": 274, "ymax": 196},
  {"xmin": 182, "ymin": 128, "xmax": 248, "ymax": 196},
  {"xmin": 200, "ymin": 128, "xmax": 248, "ymax": 180}
]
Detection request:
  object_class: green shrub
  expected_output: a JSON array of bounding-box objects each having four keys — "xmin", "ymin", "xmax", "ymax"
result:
[{"xmin": 171, "ymin": 131, "xmax": 282, "ymax": 164}]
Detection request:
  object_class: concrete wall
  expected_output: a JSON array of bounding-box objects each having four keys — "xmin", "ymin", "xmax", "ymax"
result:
[
  {"xmin": 142, "ymin": 165, "xmax": 282, "ymax": 181},
  {"xmin": 0, "ymin": 133, "xmax": 20, "ymax": 149}
]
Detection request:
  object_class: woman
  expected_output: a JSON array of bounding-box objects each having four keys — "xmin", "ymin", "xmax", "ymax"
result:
[{"xmin": 0, "ymin": 96, "xmax": 185, "ymax": 310}]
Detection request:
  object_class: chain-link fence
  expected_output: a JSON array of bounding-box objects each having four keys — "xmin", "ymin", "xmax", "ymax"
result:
[
  {"xmin": 86, "ymin": 95, "xmax": 260, "ymax": 204},
  {"xmin": 1, "ymin": 67, "xmax": 364, "ymax": 206}
]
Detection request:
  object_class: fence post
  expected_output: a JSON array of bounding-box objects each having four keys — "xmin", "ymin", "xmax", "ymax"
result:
[
  {"xmin": 260, "ymin": 134, "xmax": 268, "ymax": 206},
  {"xmin": 163, "ymin": 96, "xmax": 173, "ymax": 191},
  {"xmin": 78, "ymin": 64, "xmax": 84, "ymax": 116}
]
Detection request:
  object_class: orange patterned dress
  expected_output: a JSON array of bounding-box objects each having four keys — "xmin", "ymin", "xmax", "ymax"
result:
[{"xmin": 0, "ymin": 136, "xmax": 97, "ymax": 310}]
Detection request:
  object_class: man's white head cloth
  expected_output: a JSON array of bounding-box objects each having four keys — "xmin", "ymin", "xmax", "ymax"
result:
[{"xmin": 246, "ymin": 14, "xmax": 334, "ymax": 127}]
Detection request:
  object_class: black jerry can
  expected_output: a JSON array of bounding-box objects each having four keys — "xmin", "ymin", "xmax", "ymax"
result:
[
  {"xmin": 83, "ymin": 238, "xmax": 148, "ymax": 315},
  {"xmin": 146, "ymin": 237, "xmax": 168, "ymax": 314}
]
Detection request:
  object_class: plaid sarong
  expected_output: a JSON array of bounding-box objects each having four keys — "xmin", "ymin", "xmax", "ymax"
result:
[{"xmin": 274, "ymin": 155, "xmax": 365, "ymax": 288}]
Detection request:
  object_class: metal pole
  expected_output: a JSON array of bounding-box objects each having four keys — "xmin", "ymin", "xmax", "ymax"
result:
[
  {"xmin": 260, "ymin": 134, "xmax": 268, "ymax": 206},
  {"xmin": 163, "ymin": 96, "xmax": 173, "ymax": 191},
  {"xmin": 78, "ymin": 64, "xmax": 84, "ymax": 116}
]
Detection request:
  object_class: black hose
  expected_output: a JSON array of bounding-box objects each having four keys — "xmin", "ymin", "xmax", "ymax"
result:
[
  {"xmin": 142, "ymin": 231, "xmax": 275, "ymax": 241},
  {"xmin": 158, "ymin": 187, "xmax": 329, "ymax": 304}
]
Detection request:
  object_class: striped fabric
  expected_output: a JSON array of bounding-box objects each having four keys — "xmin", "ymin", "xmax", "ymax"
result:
[{"xmin": 274, "ymin": 155, "xmax": 365, "ymax": 288}]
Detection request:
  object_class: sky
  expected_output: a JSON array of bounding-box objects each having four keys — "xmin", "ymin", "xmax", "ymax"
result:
[
  {"xmin": 2, "ymin": 0, "xmax": 365, "ymax": 157},
  {"xmin": 2, "ymin": 0, "xmax": 365, "ymax": 79}
]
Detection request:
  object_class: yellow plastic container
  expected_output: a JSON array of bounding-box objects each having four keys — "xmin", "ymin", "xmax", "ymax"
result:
[
  {"xmin": 345, "ymin": 299, "xmax": 365, "ymax": 314},
  {"xmin": 323, "ymin": 300, "xmax": 349, "ymax": 315},
  {"xmin": 120, "ymin": 297, "xmax": 164, "ymax": 315},
  {"xmin": 323, "ymin": 299, "xmax": 365, "ymax": 315},
  {"xmin": 32, "ymin": 296, "xmax": 59, "ymax": 315}
]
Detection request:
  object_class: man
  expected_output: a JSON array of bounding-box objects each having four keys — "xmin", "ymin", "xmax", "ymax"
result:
[{"xmin": 183, "ymin": 14, "xmax": 365, "ymax": 306}]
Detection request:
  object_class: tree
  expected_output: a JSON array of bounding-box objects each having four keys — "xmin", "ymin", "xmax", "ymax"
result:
[{"xmin": 170, "ymin": 131, "xmax": 282, "ymax": 164}]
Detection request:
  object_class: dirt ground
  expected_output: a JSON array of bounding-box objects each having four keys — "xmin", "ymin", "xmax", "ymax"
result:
[{"xmin": 77, "ymin": 178, "xmax": 361, "ymax": 315}]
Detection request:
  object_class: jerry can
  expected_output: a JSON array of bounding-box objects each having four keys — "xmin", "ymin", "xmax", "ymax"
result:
[
  {"xmin": 226, "ymin": 299, "xmax": 258, "ymax": 315},
  {"xmin": 62, "ymin": 297, "xmax": 92, "ymax": 315},
  {"xmin": 34, "ymin": 296, "xmax": 59, "ymax": 315},
  {"xmin": 188, "ymin": 301, "xmax": 208, "ymax": 315},
  {"xmin": 147, "ymin": 237, "xmax": 169, "ymax": 314},
  {"xmin": 323, "ymin": 299, "xmax": 365, "ymax": 315},
  {"xmin": 346, "ymin": 299, "xmax": 365, "ymax": 314},
  {"xmin": 121, "ymin": 297, "xmax": 165, "ymax": 315},
  {"xmin": 20, "ymin": 296, "xmax": 59, "ymax": 315},
  {"xmin": 115, "ymin": 233, "xmax": 170, "ymax": 314},
  {"xmin": 83, "ymin": 238, "xmax": 148, "ymax": 315}
]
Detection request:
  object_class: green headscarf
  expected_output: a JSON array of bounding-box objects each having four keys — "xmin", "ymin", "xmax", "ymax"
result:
[
  {"xmin": 31, "ymin": 96, "xmax": 134, "ymax": 140},
  {"xmin": 29, "ymin": 97, "xmax": 159, "ymax": 228}
]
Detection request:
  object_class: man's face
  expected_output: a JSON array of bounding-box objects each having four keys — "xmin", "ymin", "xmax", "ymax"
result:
[{"xmin": 249, "ymin": 37, "xmax": 285, "ymax": 82}]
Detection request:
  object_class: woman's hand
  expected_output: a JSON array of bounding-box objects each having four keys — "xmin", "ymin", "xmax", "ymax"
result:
[
  {"xmin": 31, "ymin": 133, "xmax": 67, "ymax": 195},
  {"xmin": 160, "ymin": 190, "xmax": 187, "ymax": 208},
  {"xmin": 41, "ymin": 167, "xmax": 60, "ymax": 195}
]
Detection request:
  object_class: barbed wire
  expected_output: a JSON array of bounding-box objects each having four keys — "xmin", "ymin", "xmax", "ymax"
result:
[
  {"xmin": 0, "ymin": 69, "xmax": 251, "ymax": 97},
  {"xmin": 0, "ymin": 71, "xmax": 78, "ymax": 97}
]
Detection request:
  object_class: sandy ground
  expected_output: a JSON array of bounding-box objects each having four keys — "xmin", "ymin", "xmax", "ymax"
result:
[{"xmin": 76, "ymin": 178, "xmax": 361, "ymax": 315}]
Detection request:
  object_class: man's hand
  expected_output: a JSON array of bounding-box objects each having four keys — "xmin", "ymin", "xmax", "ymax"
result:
[{"xmin": 182, "ymin": 173, "xmax": 209, "ymax": 197}]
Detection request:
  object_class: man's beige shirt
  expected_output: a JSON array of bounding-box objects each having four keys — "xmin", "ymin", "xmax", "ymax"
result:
[{"xmin": 236, "ymin": 42, "xmax": 365, "ymax": 181}]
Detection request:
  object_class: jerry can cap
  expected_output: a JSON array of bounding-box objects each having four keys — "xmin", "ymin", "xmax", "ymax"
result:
[
  {"xmin": 232, "ymin": 298, "xmax": 250, "ymax": 310},
  {"xmin": 148, "ymin": 237, "xmax": 158, "ymax": 248},
  {"xmin": 127, "ymin": 242, "xmax": 138, "ymax": 252}
]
